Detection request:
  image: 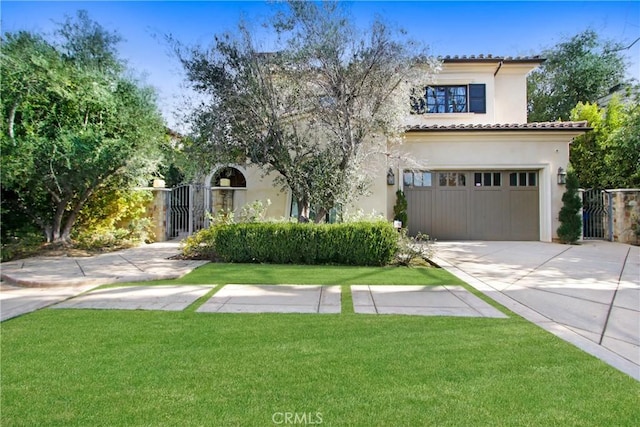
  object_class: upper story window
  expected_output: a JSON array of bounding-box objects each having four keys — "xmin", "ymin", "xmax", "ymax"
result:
[{"xmin": 410, "ymin": 84, "xmax": 486, "ymax": 114}]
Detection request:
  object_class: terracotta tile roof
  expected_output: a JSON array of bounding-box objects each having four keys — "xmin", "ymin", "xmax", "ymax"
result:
[
  {"xmin": 438, "ymin": 54, "xmax": 545, "ymax": 64},
  {"xmin": 406, "ymin": 121, "xmax": 591, "ymax": 132}
]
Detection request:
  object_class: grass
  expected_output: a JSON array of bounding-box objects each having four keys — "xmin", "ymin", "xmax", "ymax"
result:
[
  {"xmin": 116, "ymin": 262, "xmax": 469, "ymax": 287},
  {"xmin": 2, "ymin": 263, "xmax": 639, "ymax": 426}
]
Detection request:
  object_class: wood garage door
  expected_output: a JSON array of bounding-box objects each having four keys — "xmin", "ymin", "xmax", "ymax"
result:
[{"xmin": 404, "ymin": 171, "xmax": 539, "ymax": 240}]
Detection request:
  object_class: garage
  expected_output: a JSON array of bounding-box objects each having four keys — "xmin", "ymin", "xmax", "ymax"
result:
[{"xmin": 404, "ymin": 170, "xmax": 539, "ymax": 240}]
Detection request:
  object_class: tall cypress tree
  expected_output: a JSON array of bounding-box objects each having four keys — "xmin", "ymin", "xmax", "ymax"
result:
[
  {"xmin": 393, "ymin": 190, "xmax": 408, "ymax": 227},
  {"xmin": 557, "ymin": 170, "xmax": 583, "ymax": 244}
]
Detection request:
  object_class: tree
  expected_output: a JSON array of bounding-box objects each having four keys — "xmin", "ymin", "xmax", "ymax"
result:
[
  {"xmin": 528, "ymin": 29, "xmax": 627, "ymax": 122},
  {"xmin": 603, "ymin": 92, "xmax": 640, "ymax": 188},
  {"xmin": 557, "ymin": 170, "xmax": 582, "ymax": 244},
  {"xmin": 175, "ymin": 1, "xmax": 437, "ymax": 221},
  {"xmin": 568, "ymin": 100, "xmax": 612, "ymax": 188},
  {"xmin": 175, "ymin": 26, "xmax": 328, "ymax": 221},
  {"xmin": 0, "ymin": 11, "xmax": 165, "ymax": 243},
  {"xmin": 393, "ymin": 190, "xmax": 408, "ymax": 227},
  {"xmin": 569, "ymin": 93, "xmax": 639, "ymax": 188}
]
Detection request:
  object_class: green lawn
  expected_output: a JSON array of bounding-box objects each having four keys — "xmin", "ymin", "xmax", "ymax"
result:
[
  {"xmin": 135, "ymin": 262, "xmax": 469, "ymax": 286},
  {"xmin": 1, "ymin": 264, "xmax": 639, "ymax": 426}
]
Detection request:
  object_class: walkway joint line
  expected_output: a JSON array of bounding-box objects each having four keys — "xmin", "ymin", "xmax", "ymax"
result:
[
  {"xmin": 317, "ymin": 285, "xmax": 323, "ymax": 313},
  {"xmin": 369, "ymin": 286, "xmax": 380, "ymax": 314},
  {"xmin": 119, "ymin": 255, "xmax": 146, "ymax": 273},
  {"xmin": 599, "ymin": 246, "xmax": 631, "ymax": 345},
  {"xmin": 509, "ymin": 245, "xmax": 573, "ymax": 287},
  {"xmin": 444, "ymin": 284, "xmax": 484, "ymax": 317},
  {"xmin": 75, "ymin": 260, "xmax": 86, "ymax": 277}
]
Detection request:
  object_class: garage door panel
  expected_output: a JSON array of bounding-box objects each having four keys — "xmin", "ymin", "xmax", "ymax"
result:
[
  {"xmin": 470, "ymin": 189, "xmax": 508, "ymax": 240},
  {"xmin": 435, "ymin": 189, "xmax": 467, "ymax": 240},
  {"xmin": 509, "ymin": 189, "xmax": 539, "ymax": 240},
  {"xmin": 406, "ymin": 189, "xmax": 432, "ymax": 236}
]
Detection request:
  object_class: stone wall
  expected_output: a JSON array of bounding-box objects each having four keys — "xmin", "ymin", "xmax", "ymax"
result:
[
  {"xmin": 608, "ymin": 190, "xmax": 640, "ymax": 245},
  {"xmin": 138, "ymin": 180, "xmax": 170, "ymax": 242}
]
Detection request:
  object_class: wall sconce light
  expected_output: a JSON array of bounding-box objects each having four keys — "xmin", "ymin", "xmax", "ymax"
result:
[
  {"xmin": 557, "ymin": 167, "xmax": 567, "ymax": 185},
  {"xmin": 387, "ymin": 168, "xmax": 395, "ymax": 186}
]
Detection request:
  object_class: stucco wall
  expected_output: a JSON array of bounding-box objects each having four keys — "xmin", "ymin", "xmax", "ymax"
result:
[
  {"xmin": 494, "ymin": 70, "xmax": 528, "ymax": 123},
  {"xmin": 243, "ymin": 166, "xmax": 289, "ymax": 219},
  {"xmin": 343, "ymin": 154, "xmax": 389, "ymax": 219},
  {"xmin": 404, "ymin": 61, "xmax": 535, "ymax": 128}
]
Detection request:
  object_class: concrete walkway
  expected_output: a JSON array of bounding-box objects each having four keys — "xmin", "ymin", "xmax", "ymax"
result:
[
  {"xmin": 433, "ymin": 240, "xmax": 640, "ymax": 381},
  {"xmin": 54, "ymin": 285, "xmax": 214, "ymax": 312},
  {"xmin": 198, "ymin": 285, "xmax": 342, "ymax": 314},
  {"xmin": 352, "ymin": 285, "xmax": 506, "ymax": 318},
  {"xmin": 0, "ymin": 241, "xmax": 207, "ymax": 321},
  {"xmin": 41, "ymin": 283, "xmax": 503, "ymax": 318}
]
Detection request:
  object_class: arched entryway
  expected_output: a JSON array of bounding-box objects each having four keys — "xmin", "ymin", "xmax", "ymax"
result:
[{"xmin": 205, "ymin": 166, "xmax": 247, "ymax": 215}]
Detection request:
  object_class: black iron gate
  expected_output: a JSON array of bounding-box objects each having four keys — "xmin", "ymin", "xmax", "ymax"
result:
[
  {"xmin": 582, "ymin": 189, "xmax": 612, "ymax": 240},
  {"xmin": 167, "ymin": 184, "xmax": 211, "ymax": 239}
]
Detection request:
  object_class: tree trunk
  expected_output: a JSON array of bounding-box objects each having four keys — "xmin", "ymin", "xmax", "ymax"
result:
[
  {"xmin": 297, "ymin": 196, "xmax": 310, "ymax": 223},
  {"xmin": 43, "ymin": 225, "xmax": 54, "ymax": 244},
  {"xmin": 60, "ymin": 188, "xmax": 95, "ymax": 242},
  {"xmin": 314, "ymin": 207, "xmax": 327, "ymax": 224},
  {"xmin": 48, "ymin": 199, "xmax": 69, "ymax": 243},
  {"xmin": 8, "ymin": 99, "xmax": 20, "ymax": 142}
]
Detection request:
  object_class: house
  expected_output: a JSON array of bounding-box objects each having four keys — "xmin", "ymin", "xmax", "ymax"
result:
[
  {"xmin": 596, "ymin": 82, "xmax": 635, "ymax": 109},
  {"xmin": 200, "ymin": 55, "xmax": 590, "ymax": 242}
]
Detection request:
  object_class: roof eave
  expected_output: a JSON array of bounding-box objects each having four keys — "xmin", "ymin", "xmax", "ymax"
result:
[
  {"xmin": 439, "ymin": 56, "xmax": 546, "ymax": 65},
  {"xmin": 405, "ymin": 122, "xmax": 592, "ymax": 133}
]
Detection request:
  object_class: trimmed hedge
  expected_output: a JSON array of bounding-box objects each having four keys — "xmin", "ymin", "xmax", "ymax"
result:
[{"xmin": 182, "ymin": 221, "xmax": 398, "ymax": 266}]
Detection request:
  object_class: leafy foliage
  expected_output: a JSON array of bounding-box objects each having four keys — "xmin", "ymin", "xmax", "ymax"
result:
[
  {"xmin": 394, "ymin": 230, "xmax": 434, "ymax": 267},
  {"xmin": 0, "ymin": 11, "xmax": 166, "ymax": 243},
  {"xmin": 0, "ymin": 230, "xmax": 45, "ymax": 263},
  {"xmin": 528, "ymin": 29, "xmax": 627, "ymax": 122},
  {"xmin": 570, "ymin": 93, "xmax": 640, "ymax": 188},
  {"xmin": 603, "ymin": 96, "xmax": 640, "ymax": 188},
  {"xmin": 393, "ymin": 189, "xmax": 408, "ymax": 226},
  {"xmin": 183, "ymin": 221, "xmax": 398, "ymax": 266},
  {"xmin": 72, "ymin": 190, "xmax": 155, "ymax": 250},
  {"xmin": 557, "ymin": 171, "xmax": 582, "ymax": 244}
]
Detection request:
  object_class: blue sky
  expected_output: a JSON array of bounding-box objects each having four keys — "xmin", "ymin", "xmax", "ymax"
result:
[{"xmin": 2, "ymin": 1, "xmax": 639, "ymax": 130}]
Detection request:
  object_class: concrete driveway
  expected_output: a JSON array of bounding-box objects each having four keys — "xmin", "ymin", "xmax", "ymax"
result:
[{"xmin": 433, "ymin": 240, "xmax": 639, "ymax": 380}]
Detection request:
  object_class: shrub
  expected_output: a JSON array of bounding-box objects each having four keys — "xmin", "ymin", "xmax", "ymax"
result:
[
  {"xmin": 1, "ymin": 229, "xmax": 44, "ymax": 262},
  {"xmin": 181, "ymin": 226, "xmax": 220, "ymax": 260},
  {"xmin": 393, "ymin": 190, "xmax": 408, "ymax": 227},
  {"xmin": 73, "ymin": 189, "xmax": 155, "ymax": 250},
  {"xmin": 394, "ymin": 230, "xmax": 435, "ymax": 266},
  {"xmin": 557, "ymin": 170, "xmax": 582, "ymax": 244},
  {"xmin": 238, "ymin": 199, "xmax": 271, "ymax": 223},
  {"xmin": 183, "ymin": 221, "xmax": 398, "ymax": 266}
]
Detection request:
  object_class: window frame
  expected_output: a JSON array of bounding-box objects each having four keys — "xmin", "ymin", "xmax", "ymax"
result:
[
  {"xmin": 509, "ymin": 171, "xmax": 538, "ymax": 187},
  {"xmin": 438, "ymin": 172, "xmax": 467, "ymax": 187},
  {"xmin": 403, "ymin": 170, "xmax": 433, "ymax": 188},
  {"xmin": 410, "ymin": 83, "xmax": 486, "ymax": 115},
  {"xmin": 474, "ymin": 172, "xmax": 502, "ymax": 187},
  {"xmin": 426, "ymin": 85, "xmax": 467, "ymax": 113}
]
